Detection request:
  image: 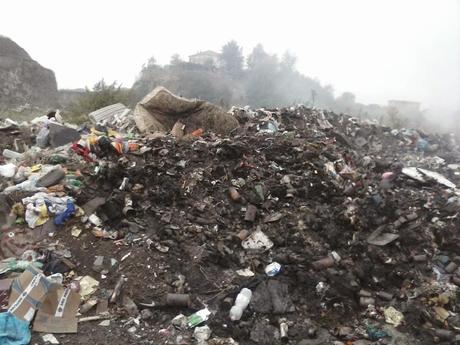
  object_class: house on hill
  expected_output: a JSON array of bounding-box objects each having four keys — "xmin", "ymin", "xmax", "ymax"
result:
[{"xmin": 188, "ymin": 50, "xmax": 222, "ymax": 68}]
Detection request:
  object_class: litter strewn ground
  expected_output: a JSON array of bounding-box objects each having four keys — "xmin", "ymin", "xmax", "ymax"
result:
[{"xmin": 0, "ymin": 92, "xmax": 460, "ymax": 345}]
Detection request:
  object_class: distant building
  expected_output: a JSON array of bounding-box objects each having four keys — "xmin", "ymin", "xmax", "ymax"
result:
[
  {"xmin": 189, "ymin": 50, "xmax": 222, "ymax": 67},
  {"xmin": 388, "ymin": 100, "xmax": 421, "ymax": 117}
]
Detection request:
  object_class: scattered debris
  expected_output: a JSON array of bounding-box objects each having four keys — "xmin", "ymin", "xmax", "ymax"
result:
[
  {"xmin": 384, "ymin": 306, "xmax": 404, "ymax": 327},
  {"xmin": 241, "ymin": 229, "xmax": 273, "ymax": 250},
  {"xmin": 187, "ymin": 308, "xmax": 211, "ymax": 328},
  {"xmin": 0, "ymin": 102, "xmax": 459, "ymax": 344},
  {"xmin": 42, "ymin": 333, "xmax": 59, "ymax": 344}
]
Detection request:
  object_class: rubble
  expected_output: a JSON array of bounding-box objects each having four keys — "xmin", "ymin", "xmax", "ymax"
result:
[
  {"xmin": 88, "ymin": 103, "xmax": 132, "ymax": 129},
  {"xmin": 0, "ymin": 102, "xmax": 459, "ymax": 344}
]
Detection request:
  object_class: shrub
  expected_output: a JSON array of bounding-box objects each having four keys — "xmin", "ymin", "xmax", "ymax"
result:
[{"xmin": 68, "ymin": 79, "xmax": 133, "ymax": 121}]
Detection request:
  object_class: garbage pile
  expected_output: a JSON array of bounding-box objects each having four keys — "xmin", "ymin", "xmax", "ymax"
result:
[{"xmin": 0, "ymin": 92, "xmax": 460, "ymax": 345}]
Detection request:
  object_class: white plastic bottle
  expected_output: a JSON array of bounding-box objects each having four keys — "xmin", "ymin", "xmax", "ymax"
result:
[{"xmin": 229, "ymin": 288, "xmax": 252, "ymax": 321}]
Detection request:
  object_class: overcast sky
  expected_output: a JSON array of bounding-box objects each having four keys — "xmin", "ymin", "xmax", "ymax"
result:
[{"xmin": 1, "ymin": 0, "xmax": 459, "ymax": 114}]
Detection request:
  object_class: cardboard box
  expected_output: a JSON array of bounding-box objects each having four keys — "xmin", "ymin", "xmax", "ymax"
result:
[
  {"xmin": 33, "ymin": 285, "xmax": 80, "ymax": 333},
  {"xmin": 7, "ymin": 266, "xmax": 50, "ymax": 322}
]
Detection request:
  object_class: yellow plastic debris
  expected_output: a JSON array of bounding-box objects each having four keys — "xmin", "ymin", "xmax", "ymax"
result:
[{"xmin": 384, "ymin": 306, "xmax": 404, "ymax": 327}]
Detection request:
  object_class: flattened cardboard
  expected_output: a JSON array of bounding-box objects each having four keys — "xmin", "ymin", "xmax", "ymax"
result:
[
  {"xmin": 33, "ymin": 285, "xmax": 80, "ymax": 333},
  {"xmin": 7, "ymin": 265, "xmax": 50, "ymax": 322}
]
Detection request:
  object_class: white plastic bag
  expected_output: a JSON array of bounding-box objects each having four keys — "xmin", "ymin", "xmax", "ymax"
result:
[{"xmin": 0, "ymin": 163, "xmax": 16, "ymax": 178}]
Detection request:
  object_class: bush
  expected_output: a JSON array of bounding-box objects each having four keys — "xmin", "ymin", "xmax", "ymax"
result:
[{"xmin": 68, "ymin": 79, "xmax": 134, "ymax": 121}]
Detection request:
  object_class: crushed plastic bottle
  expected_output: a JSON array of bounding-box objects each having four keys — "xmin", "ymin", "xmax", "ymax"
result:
[{"xmin": 187, "ymin": 308, "xmax": 211, "ymax": 328}]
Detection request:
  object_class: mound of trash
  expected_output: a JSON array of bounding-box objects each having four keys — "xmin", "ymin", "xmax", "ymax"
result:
[{"xmin": 0, "ymin": 93, "xmax": 459, "ymax": 345}]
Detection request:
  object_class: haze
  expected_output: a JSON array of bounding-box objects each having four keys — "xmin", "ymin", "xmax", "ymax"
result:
[{"xmin": 1, "ymin": 0, "xmax": 459, "ymax": 115}]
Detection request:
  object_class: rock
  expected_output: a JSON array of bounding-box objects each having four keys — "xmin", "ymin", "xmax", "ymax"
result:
[
  {"xmin": 445, "ymin": 262, "xmax": 458, "ymax": 273},
  {"xmin": 48, "ymin": 123, "xmax": 81, "ymax": 148},
  {"xmin": 0, "ymin": 36, "xmax": 58, "ymax": 107},
  {"xmin": 92, "ymin": 256, "xmax": 104, "ymax": 272},
  {"xmin": 252, "ymin": 280, "xmax": 295, "ymax": 314},
  {"xmin": 82, "ymin": 197, "xmax": 106, "ymax": 216},
  {"xmin": 36, "ymin": 168, "xmax": 66, "ymax": 187},
  {"xmin": 434, "ymin": 329, "xmax": 454, "ymax": 341},
  {"xmin": 122, "ymin": 295, "xmax": 139, "ymax": 316},
  {"xmin": 194, "ymin": 325, "xmax": 212, "ymax": 343},
  {"xmin": 297, "ymin": 328, "xmax": 337, "ymax": 345},
  {"xmin": 99, "ymin": 320, "xmax": 111, "ymax": 326},
  {"xmin": 250, "ymin": 321, "xmax": 280, "ymax": 344},
  {"xmin": 244, "ymin": 204, "xmax": 257, "ymax": 222},
  {"xmin": 140, "ymin": 308, "xmax": 153, "ymax": 320},
  {"xmin": 251, "ymin": 281, "xmax": 273, "ymax": 313}
]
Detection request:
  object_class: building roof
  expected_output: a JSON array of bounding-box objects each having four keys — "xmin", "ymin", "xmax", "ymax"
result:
[
  {"xmin": 189, "ymin": 50, "xmax": 220, "ymax": 58},
  {"xmin": 388, "ymin": 100, "xmax": 421, "ymax": 106}
]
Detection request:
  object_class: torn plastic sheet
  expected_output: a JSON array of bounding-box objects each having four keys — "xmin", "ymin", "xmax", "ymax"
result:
[
  {"xmin": 402, "ymin": 167, "xmax": 456, "ymax": 189},
  {"xmin": 367, "ymin": 227, "xmax": 399, "ymax": 246}
]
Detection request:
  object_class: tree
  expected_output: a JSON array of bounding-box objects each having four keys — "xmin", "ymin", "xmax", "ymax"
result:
[
  {"xmin": 69, "ymin": 79, "xmax": 133, "ymax": 118},
  {"xmin": 142, "ymin": 56, "xmax": 157, "ymax": 72},
  {"xmin": 280, "ymin": 51, "xmax": 297, "ymax": 72},
  {"xmin": 221, "ymin": 40, "xmax": 244, "ymax": 78},
  {"xmin": 247, "ymin": 44, "xmax": 270, "ymax": 70},
  {"xmin": 134, "ymin": 55, "xmax": 167, "ymax": 100},
  {"xmin": 335, "ymin": 92, "xmax": 357, "ymax": 114},
  {"xmin": 324, "ymin": 84, "xmax": 334, "ymax": 96},
  {"xmin": 339, "ymin": 92, "xmax": 356, "ymax": 104},
  {"xmin": 245, "ymin": 44, "xmax": 281, "ymax": 107},
  {"xmin": 170, "ymin": 54, "xmax": 182, "ymax": 65}
]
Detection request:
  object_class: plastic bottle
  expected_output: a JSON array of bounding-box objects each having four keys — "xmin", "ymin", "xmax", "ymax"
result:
[
  {"xmin": 2, "ymin": 149, "xmax": 24, "ymax": 160},
  {"xmin": 187, "ymin": 308, "xmax": 211, "ymax": 328},
  {"xmin": 229, "ymin": 288, "xmax": 252, "ymax": 321}
]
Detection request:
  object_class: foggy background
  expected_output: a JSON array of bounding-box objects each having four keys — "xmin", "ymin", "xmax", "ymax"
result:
[{"xmin": 0, "ymin": 0, "xmax": 459, "ymax": 130}]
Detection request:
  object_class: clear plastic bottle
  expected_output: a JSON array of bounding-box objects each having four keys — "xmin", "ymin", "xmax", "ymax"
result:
[
  {"xmin": 2, "ymin": 149, "xmax": 24, "ymax": 160},
  {"xmin": 229, "ymin": 288, "xmax": 252, "ymax": 321}
]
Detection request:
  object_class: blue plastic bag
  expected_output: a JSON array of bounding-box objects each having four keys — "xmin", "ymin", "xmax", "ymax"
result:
[
  {"xmin": 54, "ymin": 199, "xmax": 76, "ymax": 226},
  {"xmin": 416, "ymin": 138, "xmax": 429, "ymax": 152},
  {"xmin": 0, "ymin": 312, "xmax": 31, "ymax": 345}
]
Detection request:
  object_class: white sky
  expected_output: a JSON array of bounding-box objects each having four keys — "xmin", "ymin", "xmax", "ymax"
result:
[{"xmin": 1, "ymin": 0, "xmax": 459, "ymax": 114}]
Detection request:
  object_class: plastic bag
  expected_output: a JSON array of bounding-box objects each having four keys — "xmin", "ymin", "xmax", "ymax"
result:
[
  {"xmin": 0, "ymin": 164, "xmax": 16, "ymax": 178},
  {"xmin": 54, "ymin": 200, "xmax": 76, "ymax": 226},
  {"xmin": 36, "ymin": 127, "xmax": 49, "ymax": 148},
  {"xmin": 0, "ymin": 312, "xmax": 31, "ymax": 345}
]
